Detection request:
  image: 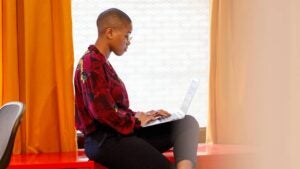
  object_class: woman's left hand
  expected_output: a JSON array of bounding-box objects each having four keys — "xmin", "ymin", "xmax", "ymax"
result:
[{"xmin": 146, "ymin": 109, "xmax": 171, "ymax": 119}]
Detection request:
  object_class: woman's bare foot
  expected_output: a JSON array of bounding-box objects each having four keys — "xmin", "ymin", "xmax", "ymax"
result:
[{"xmin": 177, "ymin": 160, "xmax": 193, "ymax": 169}]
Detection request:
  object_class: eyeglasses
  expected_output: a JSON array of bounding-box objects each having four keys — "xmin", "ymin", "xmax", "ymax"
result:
[{"xmin": 125, "ymin": 35, "xmax": 132, "ymax": 42}]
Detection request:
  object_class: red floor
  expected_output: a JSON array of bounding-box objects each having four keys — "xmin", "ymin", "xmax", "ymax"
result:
[
  {"xmin": 8, "ymin": 144, "xmax": 254, "ymax": 169},
  {"xmin": 8, "ymin": 151, "xmax": 94, "ymax": 169}
]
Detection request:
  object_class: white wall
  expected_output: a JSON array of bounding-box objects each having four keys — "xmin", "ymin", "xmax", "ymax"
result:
[{"xmin": 72, "ymin": 0, "xmax": 209, "ymax": 127}]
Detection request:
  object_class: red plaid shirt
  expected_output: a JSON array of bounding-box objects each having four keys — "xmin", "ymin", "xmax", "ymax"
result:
[{"xmin": 74, "ymin": 45, "xmax": 141, "ymax": 135}]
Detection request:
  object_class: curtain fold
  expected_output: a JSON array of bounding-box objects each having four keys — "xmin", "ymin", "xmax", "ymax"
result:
[
  {"xmin": 1, "ymin": 0, "xmax": 76, "ymax": 153},
  {"xmin": 206, "ymin": 0, "xmax": 218, "ymax": 144},
  {"xmin": 1, "ymin": 0, "xmax": 20, "ymax": 106}
]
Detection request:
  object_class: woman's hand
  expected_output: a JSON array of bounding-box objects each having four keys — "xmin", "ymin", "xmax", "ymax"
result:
[
  {"xmin": 135, "ymin": 112, "xmax": 156, "ymax": 126},
  {"xmin": 151, "ymin": 109, "xmax": 171, "ymax": 119},
  {"xmin": 135, "ymin": 110, "xmax": 171, "ymax": 126}
]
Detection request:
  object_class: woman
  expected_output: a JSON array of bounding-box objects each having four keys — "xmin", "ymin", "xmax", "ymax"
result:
[{"xmin": 74, "ymin": 8, "xmax": 199, "ymax": 169}]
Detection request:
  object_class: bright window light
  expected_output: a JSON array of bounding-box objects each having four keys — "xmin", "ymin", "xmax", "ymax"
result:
[{"xmin": 72, "ymin": 0, "xmax": 209, "ymax": 127}]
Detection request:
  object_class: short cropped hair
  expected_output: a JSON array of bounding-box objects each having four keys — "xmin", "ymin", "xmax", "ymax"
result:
[{"xmin": 96, "ymin": 8, "xmax": 132, "ymax": 35}]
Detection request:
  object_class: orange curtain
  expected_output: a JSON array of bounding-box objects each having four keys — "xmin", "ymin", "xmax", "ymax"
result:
[
  {"xmin": 207, "ymin": 0, "xmax": 292, "ymax": 144},
  {"xmin": 0, "ymin": 0, "xmax": 76, "ymax": 153},
  {"xmin": 207, "ymin": 0, "xmax": 254, "ymax": 144},
  {"xmin": 208, "ymin": 0, "xmax": 300, "ymax": 168}
]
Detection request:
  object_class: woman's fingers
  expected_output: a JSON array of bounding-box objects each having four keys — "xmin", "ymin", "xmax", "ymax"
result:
[
  {"xmin": 139, "ymin": 109, "xmax": 172, "ymax": 126},
  {"xmin": 157, "ymin": 109, "xmax": 171, "ymax": 117}
]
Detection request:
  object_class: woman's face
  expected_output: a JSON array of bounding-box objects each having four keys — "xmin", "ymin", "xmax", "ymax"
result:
[{"xmin": 110, "ymin": 23, "xmax": 132, "ymax": 56}]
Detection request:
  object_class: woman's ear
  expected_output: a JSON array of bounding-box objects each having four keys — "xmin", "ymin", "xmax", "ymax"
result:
[{"xmin": 105, "ymin": 28, "xmax": 113, "ymax": 40}]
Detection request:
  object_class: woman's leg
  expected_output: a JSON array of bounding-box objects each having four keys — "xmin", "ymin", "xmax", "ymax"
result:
[
  {"xmin": 84, "ymin": 131, "xmax": 172, "ymax": 169},
  {"xmin": 136, "ymin": 115, "xmax": 199, "ymax": 168}
]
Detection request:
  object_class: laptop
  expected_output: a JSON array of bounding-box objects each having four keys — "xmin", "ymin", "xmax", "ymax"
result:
[{"xmin": 143, "ymin": 78, "xmax": 200, "ymax": 127}]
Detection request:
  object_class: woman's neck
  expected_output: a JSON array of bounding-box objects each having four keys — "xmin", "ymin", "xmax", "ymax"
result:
[{"xmin": 95, "ymin": 38, "xmax": 110, "ymax": 60}]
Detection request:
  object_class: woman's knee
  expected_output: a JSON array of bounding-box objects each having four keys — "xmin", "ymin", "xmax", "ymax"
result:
[{"xmin": 183, "ymin": 115, "xmax": 199, "ymax": 129}]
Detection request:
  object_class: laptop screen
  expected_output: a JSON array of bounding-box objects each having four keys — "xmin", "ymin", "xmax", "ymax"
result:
[{"xmin": 180, "ymin": 79, "xmax": 200, "ymax": 113}]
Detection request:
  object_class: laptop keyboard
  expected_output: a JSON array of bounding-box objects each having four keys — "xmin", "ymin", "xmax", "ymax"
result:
[{"xmin": 157, "ymin": 111, "xmax": 183, "ymax": 122}]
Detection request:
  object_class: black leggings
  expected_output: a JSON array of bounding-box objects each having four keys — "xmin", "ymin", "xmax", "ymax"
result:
[{"xmin": 84, "ymin": 115, "xmax": 199, "ymax": 169}]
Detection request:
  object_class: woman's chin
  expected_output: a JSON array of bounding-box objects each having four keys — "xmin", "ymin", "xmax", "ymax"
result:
[{"xmin": 113, "ymin": 51, "xmax": 124, "ymax": 56}]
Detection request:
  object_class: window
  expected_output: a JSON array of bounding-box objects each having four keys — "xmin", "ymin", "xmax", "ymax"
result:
[{"xmin": 72, "ymin": 0, "xmax": 209, "ymax": 127}]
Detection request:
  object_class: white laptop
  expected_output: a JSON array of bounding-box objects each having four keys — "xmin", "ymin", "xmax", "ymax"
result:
[{"xmin": 143, "ymin": 78, "xmax": 200, "ymax": 127}]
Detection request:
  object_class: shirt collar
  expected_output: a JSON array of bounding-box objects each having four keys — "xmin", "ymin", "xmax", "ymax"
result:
[{"xmin": 88, "ymin": 45, "xmax": 107, "ymax": 62}]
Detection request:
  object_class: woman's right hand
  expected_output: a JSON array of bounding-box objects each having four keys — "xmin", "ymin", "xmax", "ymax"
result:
[{"xmin": 135, "ymin": 111, "xmax": 157, "ymax": 126}]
